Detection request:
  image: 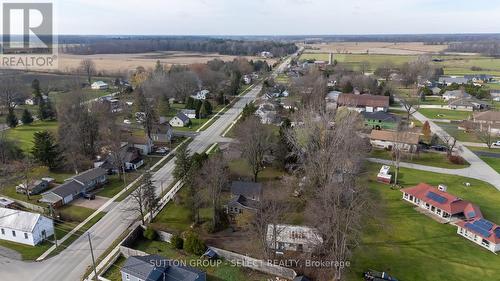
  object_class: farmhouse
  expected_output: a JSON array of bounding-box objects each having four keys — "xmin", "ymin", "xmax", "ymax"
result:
[
  {"xmin": 337, "ymin": 94, "xmax": 389, "ymax": 113},
  {"xmin": 121, "ymin": 255, "xmax": 206, "ymax": 281},
  {"xmin": 0, "ymin": 208, "xmax": 54, "ymax": 246},
  {"xmin": 362, "ymin": 111, "xmax": 400, "ymax": 130},
  {"xmin": 169, "ymin": 112, "xmax": 190, "ymax": 127},
  {"xmin": 400, "ymin": 183, "xmax": 482, "ymax": 222},
  {"xmin": 91, "ymin": 81, "xmax": 109, "ymax": 90},
  {"xmin": 442, "ymin": 90, "xmax": 470, "ymax": 101},
  {"xmin": 266, "ymin": 224, "xmax": 323, "ymax": 253},
  {"xmin": 456, "ymin": 219, "xmax": 500, "ymax": 253},
  {"xmin": 369, "ymin": 129, "xmax": 420, "ymax": 153}
]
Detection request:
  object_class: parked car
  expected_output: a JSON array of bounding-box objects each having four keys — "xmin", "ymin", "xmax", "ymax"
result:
[
  {"xmin": 154, "ymin": 147, "xmax": 170, "ymax": 155},
  {"xmin": 364, "ymin": 270, "xmax": 399, "ymax": 281},
  {"xmin": 83, "ymin": 193, "xmax": 96, "ymax": 200},
  {"xmin": 430, "ymin": 145, "xmax": 447, "ymax": 152},
  {"xmin": 492, "ymin": 141, "xmax": 500, "ymax": 146}
]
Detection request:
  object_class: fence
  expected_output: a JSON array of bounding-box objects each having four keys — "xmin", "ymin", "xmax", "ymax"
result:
[{"xmin": 3, "ymin": 195, "xmax": 47, "ymax": 213}]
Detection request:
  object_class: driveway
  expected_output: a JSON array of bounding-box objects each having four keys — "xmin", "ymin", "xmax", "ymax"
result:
[
  {"xmin": 0, "ymin": 246, "xmax": 21, "ymax": 260},
  {"xmin": 70, "ymin": 196, "xmax": 109, "ymax": 210}
]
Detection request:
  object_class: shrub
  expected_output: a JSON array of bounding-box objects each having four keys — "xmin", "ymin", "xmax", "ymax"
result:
[
  {"xmin": 184, "ymin": 232, "xmax": 206, "ymax": 255},
  {"xmin": 448, "ymin": 155, "xmax": 465, "ymax": 165},
  {"xmin": 170, "ymin": 234, "xmax": 184, "ymax": 249},
  {"xmin": 143, "ymin": 227, "xmax": 157, "ymax": 240}
]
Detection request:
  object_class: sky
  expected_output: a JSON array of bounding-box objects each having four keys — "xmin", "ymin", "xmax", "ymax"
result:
[{"xmin": 56, "ymin": 0, "xmax": 500, "ymax": 35}]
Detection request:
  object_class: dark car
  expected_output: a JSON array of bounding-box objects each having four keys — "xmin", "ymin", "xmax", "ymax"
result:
[
  {"xmin": 83, "ymin": 193, "xmax": 96, "ymax": 200},
  {"xmin": 430, "ymin": 145, "xmax": 447, "ymax": 152},
  {"xmin": 364, "ymin": 270, "xmax": 399, "ymax": 281}
]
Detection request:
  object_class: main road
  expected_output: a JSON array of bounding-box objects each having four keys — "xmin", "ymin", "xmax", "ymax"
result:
[{"xmin": 0, "ymin": 55, "xmax": 294, "ymax": 281}]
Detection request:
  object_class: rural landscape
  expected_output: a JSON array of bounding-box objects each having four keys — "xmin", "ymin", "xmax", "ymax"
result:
[{"xmin": 1, "ymin": 1, "xmax": 500, "ymax": 281}]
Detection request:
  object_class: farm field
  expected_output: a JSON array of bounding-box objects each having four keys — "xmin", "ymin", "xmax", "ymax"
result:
[
  {"xmin": 300, "ymin": 42, "xmax": 449, "ymax": 55},
  {"xmin": 58, "ymin": 51, "xmax": 277, "ymax": 73},
  {"xmin": 347, "ymin": 164, "xmax": 500, "ymax": 281}
]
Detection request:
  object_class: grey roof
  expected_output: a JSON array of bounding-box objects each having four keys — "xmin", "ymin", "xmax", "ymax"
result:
[
  {"xmin": 40, "ymin": 192, "xmax": 63, "ymax": 204},
  {"xmin": 175, "ymin": 112, "xmax": 190, "ymax": 123},
  {"xmin": 443, "ymin": 90, "xmax": 470, "ymax": 99},
  {"xmin": 362, "ymin": 111, "xmax": 401, "ymax": 123},
  {"xmin": 72, "ymin": 168, "xmax": 107, "ymax": 185},
  {"xmin": 49, "ymin": 180, "xmax": 83, "ymax": 198},
  {"xmin": 0, "ymin": 208, "xmax": 47, "ymax": 233},
  {"xmin": 121, "ymin": 255, "xmax": 206, "ymax": 281},
  {"xmin": 293, "ymin": 277, "xmax": 311, "ymax": 281},
  {"xmin": 231, "ymin": 181, "xmax": 262, "ymax": 200},
  {"xmin": 438, "ymin": 77, "xmax": 469, "ymax": 84},
  {"xmin": 449, "ymin": 98, "xmax": 489, "ymax": 107},
  {"xmin": 228, "ymin": 195, "xmax": 259, "ymax": 210}
]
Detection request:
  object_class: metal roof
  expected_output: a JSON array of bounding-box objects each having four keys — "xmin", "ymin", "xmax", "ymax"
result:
[{"xmin": 0, "ymin": 208, "xmax": 47, "ymax": 233}]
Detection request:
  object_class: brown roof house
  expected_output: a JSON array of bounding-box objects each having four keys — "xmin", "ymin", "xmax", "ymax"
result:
[
  {"xmin": 466, "ymin": 111, "xmax": 500, "ymax": 134},
  {"xmin": 370, "ymin": 129, "xmax": 420, "ymax": 153},
  {"xmin": 337, "ymin": 94, "xmax": 389, "ymax": 113}
]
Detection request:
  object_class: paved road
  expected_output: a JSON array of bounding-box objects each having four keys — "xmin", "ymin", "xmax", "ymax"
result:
[{"xmin": 0, "ymin": 56, "xmax": 292, "ymax": 281}]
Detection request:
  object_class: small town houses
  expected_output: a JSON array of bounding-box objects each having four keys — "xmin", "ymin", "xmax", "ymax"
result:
[
  {"xmin": 0, "ymin": 208, "xmax": 54, "ymax": 246},
  {"xmin": 400, "ymin": 183, "xmax": 500, "ymax": 253},
  {"xmin": 369, "ymin": 129, "xmax": 420, "ymax": 153}
]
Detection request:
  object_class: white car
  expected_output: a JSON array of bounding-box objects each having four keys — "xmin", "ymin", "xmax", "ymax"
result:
[
  {"xmin": 123, "ymin": 119, "xmax": 132, "ymax": 125},
  {"xmin": 492, "ymin": 141, "xmax": 500, "ymax": 146}
]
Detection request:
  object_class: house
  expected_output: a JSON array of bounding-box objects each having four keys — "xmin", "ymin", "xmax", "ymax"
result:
[
  {"xmin": 25, "ymin": 95, "xmax": 48, "ymax": 105},
  {"xmin": 169, "ymin": 112, "xmax": 190, "ymax": 127},
  {"xmin": 255, "ymin": 103, "xmax": 277, "ymax": 124},
  {"xmin": 261, "ymin": 51, "xmax": 273, "ymax": 58},
  {"xmin": 325, "ymin": 90, "xmax": 342, "ymax": 110},
  {"xmin": 448, "ymin": 97, "xmax": 490, "ymax": 112},
  {"xmin": 337, "ymin": 94, "xmax": 389, "ymax": 113},
  {"xmin": 121, "ymin": 255, "xmax": 206, "ymax": 281},
  {"xmin": 151, "ymin": 117, "xmax": 173, "ymax": 144},
  {"xmin": 16, "ymin": 179, "xmax": 50, "ymax": 195},
  {"xmin": 192, "ymin": 90, "xmax": 209, "ymax": 100},
  {"xmin": 456, "ymin": 218, "xmax": 500, "ymax": 253},
  {"xmin": 442, "ymin": 90, "xmax": 470, "ymax": 101},
  {"xmin": 243, "ymin": 75, "xmax": 252, "ymax": 85},
  {"xmin": 369, "ymin": 129, "xmax": 420, "ymax": 153},
  {"xmin": 464, "ymin": 74, "xmax": 493, "ymax": 84},
  {"xmin": 0, "ymin": 208, "xmax": 54, "ymax": 246},
  {"xmin": 181, "ymin": 109, "xmax": 196, "ymax": 119},
  {"xmin": 40, "ymin": 168, "xmax": 107, "ymax": 207},
  {"xmin": 91, "ymin": 81, "xmax": 109, "ymax": 90},
  {"xmin": 266, "ymin": 224, "xmax": 323, "ymax": 253},
  {"xmin": 129, "ymin": 136, "xmax": 154, "ymax": 155},
  {"xmin": 400, "ymin": 183, "xmax": 482, "ymax": 222},
  {"xmin": 98, "ymin": 145, "xmax": 145, "ymax": 173},
  {"xmin": 490, "ymin": 90, "xmax": 500, "ymax": 102},
  {"xmin": 438, "ymin": 76, "xmax": 469, "ymax": 86},
  {"xmin": 227, "ymin": 181, "xmax": 263, "ymax": 215},
  {"xmin": 362, "ymin": 111, "xmax": 401, "ymax": 130},
  {"xmin": 471, "ymin": 111, "xmax": 500, "ymax": 133},
  {"xmin": 0, "ymin": 197, "xmax": 15, "ymax": 208},
  {"xmin": 377, "ymin": 165, "xmax": 392, "ymax": 184}
]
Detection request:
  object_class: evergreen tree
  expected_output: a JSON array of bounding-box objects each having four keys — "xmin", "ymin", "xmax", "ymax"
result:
[
  {"xmin": 173, "ymin": 144, "xmax": 192, "ymax": 182},
  {"xmin": 38, "ymin": 98, "xmax": 56, "ymax": 120},
  {"xmin": 142, "ymin": 169, "xmax": 159, "ymax": 218},
  {"xmin": 199, "ymin": 102, "xmax": 208, "ymax": 118},
  {"xmin": 21, "ymin": 109, "xmax": 34, "ymax": 125},
  {"xmin": 185, "ymin": 96, "xmax": 196, "ymax": 110},
  {"xmin": 202, "ymin": 100, "xmax": 213, "ymax": 115},
  {"xmin": 31, "ymin": 130, "xmax": 62, "ymax": 170},
  {"xmin": 32, "ymin": 79, "xmax": 42, "ymax": 99},
  {"xmin": 6, "ymin": 109, "xmax": 18, "ymax": 128}
]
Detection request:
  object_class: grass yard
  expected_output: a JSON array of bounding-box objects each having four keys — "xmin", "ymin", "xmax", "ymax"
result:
[
  {"xmin": 436, "ymin": 122, "xmax": 482, "ymax": 143},
  {"xmin": 57, "ymin": 205, "xmax": 97, "ymax": 222},
  {"xmin": 228, "ymin": 158, "xmax": 284, "ymax": 182},
  {"xmin": 131, "ymin": 236, "xmax": 270, "ymax": 281},
  {"xmin": 347, "ymin": 164, "xmax": 500, "ymax": 281},
  {"xmin": 419, "ymin": 96, "xmax": 447, "ymax": 106},
  {"xmin": 370, "ymin": 149, "xmax": 470, "ymax": 169},
  {"xmin": 101, "ymin": 255, "xmax": 126, "ymax": 281},
  {"xmin": 418, "ymin": 108, "xmax": 472, "ymax": 121},
  {"xmin": 0, "ymin": 239, "xmax": 53, "ymax": 261},
  {"xmin": 5, "ymin": 120, "xmax": 58, "ymax": 152},
  {"xmin": 467, "ymin": 147, "xmax": 500, "ymax": 173}
]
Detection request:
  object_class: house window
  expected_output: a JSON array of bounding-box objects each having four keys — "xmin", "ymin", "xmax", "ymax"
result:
[
  {"xmin": 125, "ymin": 274, "xmax": 130, "ymax": 280},
  {"xmin": 24, "ymin": 233, "xmax": 28, "ymax": 239},
  {"xmin": 12, "ymin": 230, "xmax": 16, "ymax": 237},
  {"xmin": 0, "ymin": 229, "xmax": 4, "ymax": 235}
]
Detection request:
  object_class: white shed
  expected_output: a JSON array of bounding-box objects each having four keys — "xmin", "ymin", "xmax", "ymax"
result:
[{"xmin": 0, "ymin": 208, "xmax": 54, "ymax": 246}]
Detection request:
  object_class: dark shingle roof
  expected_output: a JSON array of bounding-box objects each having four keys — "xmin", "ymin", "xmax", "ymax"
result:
[
  {"xmin": 337, "ymin": 94, "xmax": 389, "ymax": 108},
  {"xmin": 72, "ymin": 168, "xmax": 107, "ymax": 185},
  {"xmin": 228, "ymin": 195, "xmax": 259, "ymax": 210},
  {"xmin": 50, "ymin": 180, "xmax": 83, "ymax": 198},
  {"xmin": 176, "ymin": 112, "xmax": 190, "ymax": 123},
  {"xmin": 362, "ymin": 111, "xmax": 400, "ymax": 123},
  {"xmin": 230, "ymin": 181, "xmax": 262, "ymax": 200},
  {"xmin": 121, "ymin": 255, "xmax": 206, "ymax": 281}
]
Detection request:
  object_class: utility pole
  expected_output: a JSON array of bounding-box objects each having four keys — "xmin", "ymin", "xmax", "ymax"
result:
[
  {"xmin": 49, "ymin": 205, "xmax": 57, "ymax": 247},
  {"xmin": 88, "ymin": 232, "xmax": 98, "ymax": 281}
]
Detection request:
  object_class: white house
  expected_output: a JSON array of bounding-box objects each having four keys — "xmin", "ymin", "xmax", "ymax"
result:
[
  {"xmin": 0, "ymin": 208, "xmax": 54, "ymax": 246},
  {"xmin": 369, "ymin": 130, "xmax": 420, "ymax": 153},
  {"xmin": 243, "ymin": 75, "xmax": 252, "ymax": 85},
  {"xmin": 169, "ymin": 112, "xmax": 190, "ymax": 127},
  {"xmin": 456, "ymin": 219, "xmax": 500, "ymax": 253},
  {"xmin": 192, "ymin": 90, "xmax": 209, "ymax": 100},
  {"xmin": 442, "ymin": 90, "xmax": 470, "ymax": 101},
  {"xmin": 181, "ymin": 109, "xmax": 196, "ymax": 119},
  {"xmin": 91, "ymin": 81, "xmax": 109, "ymax": 90},
  {"xmin": 267, "ymin": 224, "xmax": 323, "ymax": 253}
]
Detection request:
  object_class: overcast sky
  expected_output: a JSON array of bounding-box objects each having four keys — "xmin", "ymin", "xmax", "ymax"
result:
[{"xmin": 57, "ymin": 0, "xmax": 500, "ymax": 35}]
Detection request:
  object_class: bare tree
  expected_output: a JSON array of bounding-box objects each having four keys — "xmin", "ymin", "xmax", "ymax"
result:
[
  {"xmin": 168, "ymin": 71, "xmax": 199, "ymax": 101},
  {"xmin": 20, "ymin": 157, "xmax": 34, "ymax": 201},
  {"xmin": 234, "ymin": 116, "xmax": 273, "ymax": 182},
  {"xmin": 0, "ymin": 77, "xmax": 24, "ymax": 113},
  {"xmin": 442, "ymin": 133, "xmax": 458, "ymax": 157},
  {"xmin": 80, "ymin": 59, "xmax": 96, "ymax": 85},
  {"xmin": 474, "ymin": 124, "xmax": 497, "ymax": 149},
  {"xmin": 399, "ymin": 88, "xmax": 421, "ymax": 122},
  {"xmin": 129, "ymin": 169, "xmax": 157, "ymax": 225}
]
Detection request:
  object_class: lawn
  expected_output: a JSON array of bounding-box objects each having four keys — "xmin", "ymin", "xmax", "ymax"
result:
[
  {"xmin": 437, "ymin": 122, "xmax": 481, "ymax": 143},
  {"xmin": 131, "ymin": 236, "xmax": 270, "ymax": 281},
  {"xmin": 370, "ymin": 149, "xmax": 470, "ymax": 169},
  {"xmin": 467, "ymin": 147, "xmax": 500, "ymax": 173},
  {"xmin": 228, "ymin": 159, "xmax": 284, "ymax": 182},
  {"xmin": 57, "ymin": 205, "xmax": 97, "ymax": 222},
  {"xmin": 101, "ymin": 255, "xmax": 126, "ymax": 281},
  {"xmin": 347, "ymin": 164, "xmax": 500, "ymax": 281},
  {"xmin": 419, "ymin": 96, "xmax": 447, "ymax": 106},
  {"xmin": 0, "ymin": 239, "xmax": 53, "ymax": 261},
  {"xmin": 418, "ymin": 108, "xmax": 472, "ymax": 121},
  {"xmin": 5, "ymin": 120, "xmax": 58, "ymax": 152}
]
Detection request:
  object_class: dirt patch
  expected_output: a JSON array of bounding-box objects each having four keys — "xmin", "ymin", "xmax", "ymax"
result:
[{"xmin": 70, "ymin": 196, "xmax": 108, "ymax": 210}]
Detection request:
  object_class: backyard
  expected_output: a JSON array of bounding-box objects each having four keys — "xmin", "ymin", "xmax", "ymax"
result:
[
  {"xmin": 347, "ymin": 164, "xmax": 500, "ymax": 281},
  {"xmin": 5, "ymin": 120, "xmax": 58, "ymax": 152}
]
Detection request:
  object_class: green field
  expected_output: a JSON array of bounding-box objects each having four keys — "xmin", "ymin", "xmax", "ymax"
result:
[
  {"xmin": 418, "ymin": 108, "xmax": 472, "ymax": 121},
  {"xmin": 370, "ymin": 149, "xmax": 470, "ymax": 169},
  {"xmin": 5, "ymin": 120, "xmax": 58, "ymax": 152},
  {"xmin": 437, "ymin": 122, "xmax": 481, "ymax": 143},
  {"xmin": 347, "ymin": 164, "xmax": 500, "ymax": 281}
]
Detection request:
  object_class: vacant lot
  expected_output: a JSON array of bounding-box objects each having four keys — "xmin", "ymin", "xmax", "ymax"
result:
[
  {"xmin": 59, "ymin": 51, "xmax": 276, "ymax": 73},
  {"xmin": 301, "ymin": 42, "xmax": 448, "ymax": 55},
  {"xmin": 347, "ymin": 164, "xmax": 500, "ymax": 281}
]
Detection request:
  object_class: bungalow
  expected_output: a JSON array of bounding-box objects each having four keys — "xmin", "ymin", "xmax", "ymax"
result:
[
  {"xmin": 98, "ymin": 145, "xmax": 144, "ymax": 173},
  {"xmin": 442, "ymin": 90, "xmax": 470, "ymax": 101},
  {"xmin": 369, "ymin": 129, "xmax": 420, "ymax": 153},
  {"xmin": 121, "ymin": 255, "xmax": 206, "ymax": 281},
  {"xmin": 449, "ymin": 97, "xmax": 489, "ymax": 112},
  {"xmin": 91, "ymin": 81, "xmax": 109, "ymax": 90},
  {"xmin": 400, "ymin": 183, "xmax": 482, "ymax": 222},
  {"xmin": 456, "ymin": 218, "xmax": 500, "ymax": 253},
  {"xmin": 362, "ymin": 111, "xmax": 400, "ymax": 130},
  {"xmin": 266, "ymin": 224, "xmax": 323, "ymax": 253},
  {"xmin": 0, "ymin": 208, "xmax": 54, "ymax": 246},
  {"xmin": 181, "ymin": 109, "xmax": 196, "ymax": 119},
  {"xmin": 337, "ymin": 94, "xmax": 389, "ymax": 113},
  {"xmin": 227, "ymin": 181, "xmax": 262, "ymax": 215},
  {"xmin": 192, "ymin": 90, "xmax": 209, "ymax": 100},
  {"xmin": 438, "ymin": 76, "xmax": 469, "ymax": 86},
  {"xmin": 169, "ymin": 112, "xmax": 190, "ymax": 127},
  {"xmin": 16, "ymin": 179, "xmax": 50, "ymax": 195}
]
